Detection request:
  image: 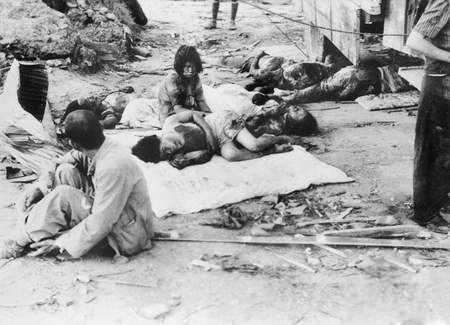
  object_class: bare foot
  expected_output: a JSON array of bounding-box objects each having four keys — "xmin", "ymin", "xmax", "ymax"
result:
[{"xmin": 274, "ymin": 143, "xmax": 293, "ymax": 153}]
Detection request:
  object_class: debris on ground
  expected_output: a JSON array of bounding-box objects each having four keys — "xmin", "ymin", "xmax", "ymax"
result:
[
  {"xmin": 195, "ymin": 254, "xmax": 263, "ymax": 275},
  {"xmin": 200, "ymin": 206, "xmax": 248, "ymax": 229}
]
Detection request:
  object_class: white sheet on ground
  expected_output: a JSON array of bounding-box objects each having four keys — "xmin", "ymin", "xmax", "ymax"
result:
[{"xmin": 135, "ymin": 145, "xmax": 352, "ymax": 218}]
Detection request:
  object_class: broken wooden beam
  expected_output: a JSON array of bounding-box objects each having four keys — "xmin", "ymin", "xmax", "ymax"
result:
[
  {"xmin": 153, "ymin": 235, "xmax": 450, "ymax": 251},
  {"xmin": 296, "ymin": 217, "xmax": 378, "ymax": 229},
  {"xmin": 322, "ymin": 225, "xmax": 422, "ymax": 239}
]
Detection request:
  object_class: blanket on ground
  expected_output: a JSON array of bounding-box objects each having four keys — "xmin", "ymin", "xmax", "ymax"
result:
[{"xmin": 129, "ymin": 145, "xmax": 352, "ymax": 218}]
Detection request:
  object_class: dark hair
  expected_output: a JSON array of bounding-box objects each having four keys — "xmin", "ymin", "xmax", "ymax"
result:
[
  {"xmin": 64, "ymin": 110, "xmax": 105, "ymax": 150},
  {"xmin": 252, "ymin": 93, "xmax": 270, "ymax": 105},
  {"xmin": 131, "ymin": 135, "xmax": 162, "ymax": 163},
  {"xmin": 174, "ymin": 45, "xmax": 203, "ymax": 77},
  {"xmin": 285, "ymin": 105, "xmax": 318, "ymax": 136}
]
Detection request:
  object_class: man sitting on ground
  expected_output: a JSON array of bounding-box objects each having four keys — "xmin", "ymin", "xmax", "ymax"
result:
[
  {"xmin": 132, "ymin": 104, "xmax": 317, "ymax": 169},
  {"xmin": 0, "ymin": 110, "xmax": 154, "ymax": 260}
]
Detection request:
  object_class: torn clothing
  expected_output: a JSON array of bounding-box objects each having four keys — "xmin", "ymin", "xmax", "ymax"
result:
[
  {"xmin": 413, "ymin": 0, "xmax": 450, "ymax": 74},
  {"xmin": 16, "ymin": 138, "xmax": 154, "ymax": 258},
  {"xmin": 251, "ymin": 61, "xmax": 335, "ymax": 91},
  {"xmin": 158, "ymin": 72, "xmax": 210, "ymax": 122},
  {"xmin": 205, "ymin": 111, "xmax": 246, "ymax": 147},
  {"xmin": 289, "ymin": 65, "xmax": 410, "ymax": 103}
]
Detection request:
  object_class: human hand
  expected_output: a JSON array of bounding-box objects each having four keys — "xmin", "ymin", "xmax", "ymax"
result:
[
  {"xmin": 21, "ymin": 185, "xmax": 44, "ymax": 211},
  {"xmin": 169, "ymin": 157, "xmax": 189, "ymax": 170},
  {"xmin": 29, "ymin": 239, "xmax": 60, "ymax": 257}
]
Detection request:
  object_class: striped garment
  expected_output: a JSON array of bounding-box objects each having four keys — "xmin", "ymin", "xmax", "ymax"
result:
[{"xmin": 413, "ymin": 0, "xmax": 450, "ymax": 73}]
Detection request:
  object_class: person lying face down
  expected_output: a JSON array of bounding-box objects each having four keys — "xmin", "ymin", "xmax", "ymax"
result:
[
  {"xmin": 132, "ymin": 105, "xmax": 318, "ymax": 169},
  {"xmin": 157, "ymin": 45, "xmax": 212, "ymax": 124}
]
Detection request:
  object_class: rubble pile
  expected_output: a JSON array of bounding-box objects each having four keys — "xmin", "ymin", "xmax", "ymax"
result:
[{"xmin": 0, "ymin": 0, "xmax": 148, "ymax": 74}]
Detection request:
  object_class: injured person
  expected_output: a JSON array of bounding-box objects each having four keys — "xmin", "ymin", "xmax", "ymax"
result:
[
  {"xmin": 243, "ymin": 52, "xmax": 412, "ymax": 104},
  {"xmin": 132, "ymin": 103, "xmax": 317, "ymax": 169},
  {"xmin": 62, "ymin": 86, "xmax": 137, "ymax": 129},
  {"xmin": 0, "ymin": 110, "xmax": 154, "ymax": 260}
]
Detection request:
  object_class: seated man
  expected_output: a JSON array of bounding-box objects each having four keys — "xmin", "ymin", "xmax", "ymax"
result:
[
  {"xmin": 132, "ymin": 104, "xmax": 317, "ymax": 169},
  {"xmin": 0, "ymin": 110, "xmax": 154, "ymax": 259},
  {"xmin": 62, "ymin": 87, "xmax": 136, "ymax": 129}
]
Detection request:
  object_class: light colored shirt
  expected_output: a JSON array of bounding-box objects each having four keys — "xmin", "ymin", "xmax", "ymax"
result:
[{"xmin": 55, "ymin": 137, "xmax": 154, "ymax": 258}]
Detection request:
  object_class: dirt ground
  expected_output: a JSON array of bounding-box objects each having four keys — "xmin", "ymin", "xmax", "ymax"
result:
[{"xmin": 1, "ymin": 1, "xmax": 450, "ymax": 324}]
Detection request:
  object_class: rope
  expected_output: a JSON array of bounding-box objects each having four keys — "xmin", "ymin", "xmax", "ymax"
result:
[
  {"xmin": 239, "ymin": 0, "xmax": 409, "ymax": 38},
  {"xmin": 264, "ymin": 13, "xmax": 308, "ymax": 58}
]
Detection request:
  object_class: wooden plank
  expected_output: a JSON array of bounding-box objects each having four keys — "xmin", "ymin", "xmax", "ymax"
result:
[
  {"xmin": 302, "ymin": 0, "xmax": 360, "ymax": 64},
  {"xmin": 154, "ymin": 236, "xmax": 450, "ymax": 251},
  {"xmin": 323, "ymin": 225, "xmax": 422, "ymax": 238}
]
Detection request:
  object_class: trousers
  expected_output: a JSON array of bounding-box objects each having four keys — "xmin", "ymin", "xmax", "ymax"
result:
[
  {"xmin": 413, "ymin": 75, "xmax": 450, "ymax": 224},
  {"xmin": 15, "ymin": 164, "xmax": 93, "ymax": 247}
]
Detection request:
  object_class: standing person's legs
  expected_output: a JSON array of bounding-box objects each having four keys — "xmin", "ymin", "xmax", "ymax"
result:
[
  {"xmin": 205, "ymin": 0, "xmax": 220, "ymax": 29},
  {"xmin": 413, "ymin": 75, "xmax": 450, "ymax": 233},
  {"xmin": 229, "ymin": 0, "xmax": 238, "ymax": 30}
]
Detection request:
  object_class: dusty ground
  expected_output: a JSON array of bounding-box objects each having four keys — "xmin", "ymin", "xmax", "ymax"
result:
[{"xmin": 1, "ymin": 1, "xmax": 450, "ymax": 324}]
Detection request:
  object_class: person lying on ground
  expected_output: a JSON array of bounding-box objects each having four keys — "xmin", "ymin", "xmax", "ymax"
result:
[
  {"xmin": 0, "ymin": 110, "xmax": 154, "ymax": 260},
  {"xmin": 244, "ymin": 51, "xmax": 412, "ymax": 103},
  {"xmin": 62, "ymin": 86, "xmax": 136, "ymax": 129},
  {"xmin": 252, "ymin": 63, "xmax": 413, "ymax": 105},
  {"xmin": 241, "ymin": 51, "xmax": 340, "ymax": 93},
  {"xmin": 132, "ymin": 104, "xmax": 317, "ymax": 169},
  {"xmin": 158, "ymin": 45, "xmax": 212, "ymax": 124}
]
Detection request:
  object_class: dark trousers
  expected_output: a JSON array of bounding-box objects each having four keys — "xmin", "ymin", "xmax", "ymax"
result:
[{"xmin": 413, "ymin": 75, "xmax": 450, "ymax": 224}]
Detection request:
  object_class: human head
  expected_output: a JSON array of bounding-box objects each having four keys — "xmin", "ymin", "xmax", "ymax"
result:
[
  {"xmin": 64, "ymin": 110, "xmax": 105, "ymax": 150},
  {"xmin": 114, "ymin": 93, "xmax": 138, "ymax": 114},
  {"xmin": 132, "ymin": 132, "xmax": 185, "ymax": 163},
  {"xmin": 284, "ymin": 104, "xmax": 318, "ymax": 136},
  {"xmin": 174, "ymin": 45, "xmax": 203, "ymax": 78},
  {"xmin": 132, "ymin": 135, "xmax": 162, "ymax": 163}
]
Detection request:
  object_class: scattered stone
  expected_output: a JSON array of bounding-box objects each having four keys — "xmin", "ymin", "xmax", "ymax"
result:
[
  {"xmin": 75, "ymin": 273, "xmax": 91, "ymax": 283},
  {"xmin": 261, "ymin": 194, "xmax": 278, "ymax": 204},
  {"xmin": 416, "ymin": 230, "xmax": 433, "ymax": 240},
  {"xmin": 105, "ymin": 13, "xmax": 117, "ymax": 21}
]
